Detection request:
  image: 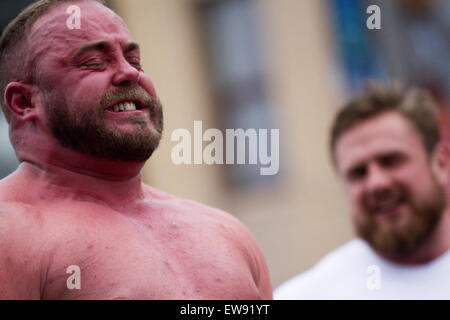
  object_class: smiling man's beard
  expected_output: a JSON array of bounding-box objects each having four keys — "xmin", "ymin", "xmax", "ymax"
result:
[
  {"xmin": 43, "ymin": 85, "xmax": 164, "ymax": 162},
  {"xmin": 354, "ymin": 176, "xmax": 446, "ymax": 256}
]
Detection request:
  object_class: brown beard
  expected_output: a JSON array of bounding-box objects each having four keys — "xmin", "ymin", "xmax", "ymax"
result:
[
  {"xmin": 354, "ymin": 175, "xmax": 446, "ymax": 256},
  {"xmin": 43, "ymin": 85, "xmax": 163, "ymax": 162}
]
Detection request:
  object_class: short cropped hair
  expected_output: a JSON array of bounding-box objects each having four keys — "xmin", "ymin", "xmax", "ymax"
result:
[
  {"xmin": 330, "ymin": 82, "xmax": 441, "ymax": 164},
  {"xmin": 0, "ymin": 0, "xmax": 105, "ymax": 122}
]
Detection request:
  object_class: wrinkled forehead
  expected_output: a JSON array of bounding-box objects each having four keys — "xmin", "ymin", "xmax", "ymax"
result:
[{"xmin": 28, "ymin": 1, "xmax": 131, "ymax": 60}]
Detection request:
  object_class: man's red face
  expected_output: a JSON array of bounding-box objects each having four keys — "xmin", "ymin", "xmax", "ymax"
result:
[
  {"xmin": 335, "ymin": 112, "xmax": 446, "ymax": 255},
  {"xmin": 29, "ymin": 1, "xmax": 163, "ymax": 161}
]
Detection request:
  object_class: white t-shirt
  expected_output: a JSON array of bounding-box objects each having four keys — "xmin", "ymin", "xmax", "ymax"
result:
[{"xmin": 274, "ymin": 238, "xmax": 450, "ymax": 299}]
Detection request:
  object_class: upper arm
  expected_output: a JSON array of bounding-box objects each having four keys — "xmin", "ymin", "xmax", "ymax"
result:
[
  {"xmin": 211, "ymin": 209, "xmax": 273, "ymax": 299},
  {"xmin": 0, "ymin": 205, "xmax": 42, "ymax": 299},
  {"xmin": 239, "ymin": 225, "xmax": 273, "ymax": 299},
  {"xmin": 174, "ymin": 198, "xmax": 273, "ymax": 299}
]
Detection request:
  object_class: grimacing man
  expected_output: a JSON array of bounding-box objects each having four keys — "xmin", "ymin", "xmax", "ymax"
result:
[
  {"xmin": 276, "ymin": 84, "xmax": 450, "ymax": 299},
  {"xmin": 0, "ymin": 0, "xmax": 272, "ymax": 299}
]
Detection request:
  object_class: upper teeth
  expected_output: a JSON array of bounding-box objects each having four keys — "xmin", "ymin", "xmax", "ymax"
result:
[{"xmin": 111, "ymin": 102, "xmax": 137, "ymax": 112}]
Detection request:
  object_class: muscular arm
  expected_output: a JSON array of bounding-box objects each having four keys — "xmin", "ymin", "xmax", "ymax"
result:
[
  {"xmin": 232, "ymin": 218, "xmax": 273, "ymax": 300},
  {"xmin": 177, "ymin": 196, "xmax": 273, "ymax": 299},
  {"xmin": 248, "ymin": 235, "xmax": 273, "ymax": 299},
  {"xmin": 201, "ymin": 203, "xmax": 273, "ymax": 299},
  {"xmin": 0, "ymin": 205, "xmax": 42, "ymax": 299}
]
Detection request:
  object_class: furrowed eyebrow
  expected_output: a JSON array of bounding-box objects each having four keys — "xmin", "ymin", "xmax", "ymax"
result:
[
  {"xmin": 72, "ymin": 41, "xmax": 140, "ymax": 60},
  {"xmin": 72, "ymin": 41, "xmax": 113, "ymax": 59},
  {"xmin": 125, "ymin": 42, "xmax": 140, "ymax": 53}
]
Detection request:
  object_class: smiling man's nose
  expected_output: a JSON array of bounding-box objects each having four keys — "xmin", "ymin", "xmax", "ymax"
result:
[
  {"xmin": 365, "ymin": 163, "xmax": 393, "ymax": 194},
  {"xmin": 112, "ymin": 59, "xmax": 139, "ymax": 87}
]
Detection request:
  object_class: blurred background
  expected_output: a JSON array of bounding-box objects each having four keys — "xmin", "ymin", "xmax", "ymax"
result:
[{"xmin": 1, "ymin": 0, "xmax": 449, "ymax": 289}]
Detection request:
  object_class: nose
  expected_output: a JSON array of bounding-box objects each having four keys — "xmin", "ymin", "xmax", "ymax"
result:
[
  {"xmin": 365, "ymin": 163, "xmax": 393, "ymax": 197},
  {"xmin": 112, "ymin": 58, "xmax": 139, "ymax": 87}
]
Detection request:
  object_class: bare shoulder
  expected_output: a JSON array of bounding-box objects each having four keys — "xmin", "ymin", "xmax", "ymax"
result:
[
  {"xmin": 0, "ymin": 202, "xmax": 43, "ymax": 299},
  {"xmin": 142, "ymin": 185, "xmax": 273, "ymax": 299},
  {"xmin": 143, "ymin": 184, "xmax": 260, "ymax": 250},
  {"xmin": 142, "ymin": 184, "xmax": 173, "ymax": 199},
  {"xmin": 0, "ymin": 201, "xmax": 44, "ymax": 255},
  {"xmin": 0, "ymin": 201, "xmax": 40, "ymax": 228},
  {"xmin": 181, "ymin": 197, "xmax": 273, "ymax": 299},
  {"xmin": 143, "ymin": 184, "xmax": 249, "ymax": 231}
]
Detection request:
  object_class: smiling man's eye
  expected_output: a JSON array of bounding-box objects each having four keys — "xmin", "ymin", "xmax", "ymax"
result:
[
  {"xmin": 347, "ymin": 165, "xmax": 367, "ymax": 181},
  {"xmin": 378, "ymin": 153, "xmax": 406, "ymax": 168}
]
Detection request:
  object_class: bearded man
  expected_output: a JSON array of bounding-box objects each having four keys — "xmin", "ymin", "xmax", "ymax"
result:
[
  {"xmin": 0, "ymin": 0, "xmax": 272, "ymax": 299},
  {"xmin": 275, "ymin": 83, "xmax": 450, "ymax": 299}
]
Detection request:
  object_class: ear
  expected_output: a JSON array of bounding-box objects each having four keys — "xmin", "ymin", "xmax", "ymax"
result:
[
  {"xmin": 431, "ymin": 142, "xmax": 450, "ymax": 185},
  {"xmin": 4, "ymin": 82, "xmax": 38, "ymax": 121}
]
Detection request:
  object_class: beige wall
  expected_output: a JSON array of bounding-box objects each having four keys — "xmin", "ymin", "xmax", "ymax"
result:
[{"xmin": 111, "ymin": 0, "xmax": 354, "ymax": 288}]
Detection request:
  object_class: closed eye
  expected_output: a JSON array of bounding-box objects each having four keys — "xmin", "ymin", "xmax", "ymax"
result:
[
  {"xmin": 130, "ymin": 62, "xmax": 142, "ymax": 69},
  {"xmin": 80, "ymin": 58, "xmax": 106, "ymax": 69},
  {"xmin": 85, "ymin": 63, "xmax": 103, "ymax": 67},
  {"xmin": 126, "ymin": 57, "xmax": 142, "ymax": 69}
]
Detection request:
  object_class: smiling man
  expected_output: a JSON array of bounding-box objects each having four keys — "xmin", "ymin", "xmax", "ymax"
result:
[
  {"xmin": 0, "ymin": 0, "xmax": 272, "ymax": 299},
  {"xmin": 275, "ymin": 83, "xmax": 450, "ymax": 299}
]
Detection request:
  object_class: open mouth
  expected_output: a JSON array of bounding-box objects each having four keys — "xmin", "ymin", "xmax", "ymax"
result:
[{"xmin": 106, "ymin": 100, "xmax": 145, "ymax": 113}]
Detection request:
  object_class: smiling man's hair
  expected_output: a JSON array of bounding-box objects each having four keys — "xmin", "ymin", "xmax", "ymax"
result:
[
  {"xmin": 0, "ymin": 0, "xmax": 105, "ymax": 123},
  {"xmin": 330, "ymin": 82, "xmax": 441, "ymax": 165}
]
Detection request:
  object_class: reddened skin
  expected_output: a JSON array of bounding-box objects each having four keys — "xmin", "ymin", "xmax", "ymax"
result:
[{"xmin": 5, "ymin": 82, "xmax": 38, "ymax": 122}]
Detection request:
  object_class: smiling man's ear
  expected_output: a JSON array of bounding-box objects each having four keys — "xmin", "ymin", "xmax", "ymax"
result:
[
  {"xmin": 5, "ymin": 82, "xmax": 38, "ymax": 121},
  {"xmin": 431, "ymin": 142, "xmax": 450, "ymax": 185}
]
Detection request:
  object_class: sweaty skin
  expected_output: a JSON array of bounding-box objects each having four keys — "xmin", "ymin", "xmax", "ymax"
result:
[{"xmin": 0, "ymin": 2, "xmax": 272, "ymax": 299}]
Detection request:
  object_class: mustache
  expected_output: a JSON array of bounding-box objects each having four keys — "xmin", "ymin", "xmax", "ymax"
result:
[
  {"xmin": 362, "ymin": 184, "xmax": 408, "ymax": 213},
  {"xmin": 99, "ymin": 85, "xmax": 158, "ymax": 115}
]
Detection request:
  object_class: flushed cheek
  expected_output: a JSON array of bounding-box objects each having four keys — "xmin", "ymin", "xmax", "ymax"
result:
[
  {"xmin": 66, "ymin": 86, "xmax": 103, "ymax": 109},
  {"xmin": 62, "ymin": 75, "xmax": 110, "ymax": 104},
  {"xmin": 137, "ymin": 72, "xmax": 158, "ymax": 100},
  {"xmin": 75, "ymin": 69, "xmax": 112, "ymax": 88}
]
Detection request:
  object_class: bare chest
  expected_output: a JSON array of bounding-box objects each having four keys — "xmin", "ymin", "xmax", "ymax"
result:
[{"xmin": 39, "ymin": 203, "xmax": 260, "ymax": 299}]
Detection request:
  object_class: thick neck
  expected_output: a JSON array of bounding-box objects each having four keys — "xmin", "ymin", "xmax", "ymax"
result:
[
  {"xmin": 13, "ymin": 126, "xmax": 145, "ymax": 180},
  {"xmin": 7, "ymin": 118, "xmax": 148, "ymax": 208},
  {"xmin": 13, "ymin": 161, "xmax": 145, "ymax": 209}
]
